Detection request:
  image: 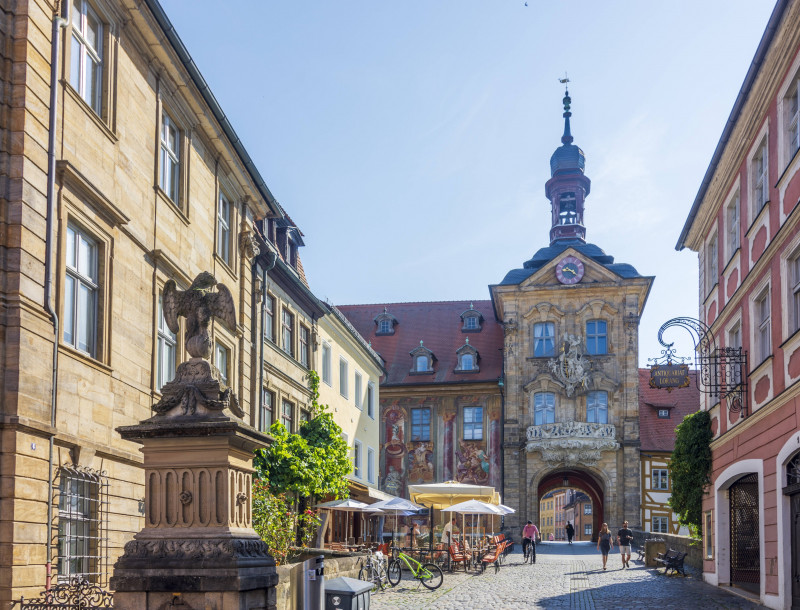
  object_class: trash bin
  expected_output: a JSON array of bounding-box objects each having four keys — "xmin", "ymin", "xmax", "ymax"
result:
[
  {"xmin": 292, "ymin": 555, "xmax": 324, "ymax": 610},
  {"xmin": 324, "ymin": 576, "xmax": 372, "ymax": 610}
]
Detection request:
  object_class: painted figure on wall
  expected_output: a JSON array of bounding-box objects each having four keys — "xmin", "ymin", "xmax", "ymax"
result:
[
  {"xmin": 383, "ymin": 404, "xmax": 407, "ymax": 496},
  {"xmin": 408, "ymin": 442, "xmax": 435, "ymax": 483},
  {"xmin": 455, "ymin": 441, "xmax": 491, "ymax": 485}
]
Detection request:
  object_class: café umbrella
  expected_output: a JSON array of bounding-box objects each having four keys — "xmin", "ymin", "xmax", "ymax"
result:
[
  {"xmin": 315, "ymin": 498, "xmax": 369, "ymax": 545},
  {"xmin": 369, "ymin": 497, "xmax": 424, "ymax": 547},
  {"xmin": 442, "ymin": 500, "xmax": 504, "ymax": 547}
]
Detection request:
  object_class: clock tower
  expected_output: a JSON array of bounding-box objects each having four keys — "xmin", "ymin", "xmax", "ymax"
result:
[{"xmin": 490, "ymin": 90, "xmax": 653, "ymax": 539}]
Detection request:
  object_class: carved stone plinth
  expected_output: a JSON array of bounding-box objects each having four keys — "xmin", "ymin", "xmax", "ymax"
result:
[
  {"xmin": 525, "ymin": 421, "xmax": 619, "ymax": 466},
  {"xmin": 112, "ymin": 417, "xmax": 276, "ymax": 610}
]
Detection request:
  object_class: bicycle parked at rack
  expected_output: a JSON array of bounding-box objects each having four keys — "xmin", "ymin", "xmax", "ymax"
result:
[
  {"xmin": 358, "ymin": 549, "xmax": 387, "ymax": 592},
  {"xmin": 387, "ymin": 549, "xmax": 444, "ymax": 590}
]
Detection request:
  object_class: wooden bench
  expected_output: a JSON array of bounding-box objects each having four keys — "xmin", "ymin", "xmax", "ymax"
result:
[{"xmin": 654, "ymin": 549, "xmax": 687, "ymax": 576}]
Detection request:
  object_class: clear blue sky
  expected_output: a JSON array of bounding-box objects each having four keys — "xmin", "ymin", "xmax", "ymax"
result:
[{"xmin": 160, "ymin": 0, "xmax": 775, "ymax": 366}]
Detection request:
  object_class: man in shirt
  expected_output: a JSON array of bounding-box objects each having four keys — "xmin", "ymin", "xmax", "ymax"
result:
[
  {"xmin": 617, "ymin": 520, "xmax": 633, "ymax": 568},
  {"xmin": 442, "ymin": 517, "xmax": 458, "ymax": 546},
  {"xmin": 522, "ymin": 520, "xmax": 540, "ymax": 563}
]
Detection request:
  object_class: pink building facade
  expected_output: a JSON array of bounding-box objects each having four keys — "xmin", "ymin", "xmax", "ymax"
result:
[{"xmin": 678, "ymin": 1, "xmax": 800, "ymax": 607}]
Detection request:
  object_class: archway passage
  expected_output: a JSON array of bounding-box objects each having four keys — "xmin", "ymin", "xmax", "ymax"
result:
[{"xmin": 538, "ymin": 469, "xmax": 604, "ymax": 542}]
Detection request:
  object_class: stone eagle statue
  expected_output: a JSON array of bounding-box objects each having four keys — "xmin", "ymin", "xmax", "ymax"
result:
[
  {"xmin": 153, "ymin": 271, "xmax": 243, "ymax": 418},
  {"xmin": 163, "ymin": 271, "xmax": 236, "ymax": 359}
]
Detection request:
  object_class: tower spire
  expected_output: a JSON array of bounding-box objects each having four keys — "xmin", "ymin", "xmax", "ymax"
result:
[{"xmin": 546, "ymin": 78, "xmax": 591, "ymax": 245}]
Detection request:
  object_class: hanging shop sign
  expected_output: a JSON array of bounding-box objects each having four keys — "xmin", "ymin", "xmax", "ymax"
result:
[{"xmin": 649, "ymin": 364, "xmax": 690, "ymax": 392}]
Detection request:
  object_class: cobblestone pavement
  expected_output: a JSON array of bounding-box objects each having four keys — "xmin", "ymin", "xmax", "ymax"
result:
[{"xmin": 369, "ymin": 541, "xmax": 761, "ymax": 609}]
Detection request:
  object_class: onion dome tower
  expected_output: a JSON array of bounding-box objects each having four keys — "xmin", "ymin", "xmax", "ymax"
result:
[{"xmin": 546, "ymin": 87, "xmax": 591, "ymax": 245}]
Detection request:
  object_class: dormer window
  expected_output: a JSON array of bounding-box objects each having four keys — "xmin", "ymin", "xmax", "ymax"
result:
[
  {"xmin": 374, "ymin": 307, "xmax": 398, "ymax": 336},
  {"xmin": 455, "ymin": 338, "xmax": 480, "ymax": 373},
  {"xmin": 410, "ymin": 341, "xmax": 435, "ymax": 375},
  {"xmin": 460, "ymin": 304, "xmax": 484, "ymax": 333}
]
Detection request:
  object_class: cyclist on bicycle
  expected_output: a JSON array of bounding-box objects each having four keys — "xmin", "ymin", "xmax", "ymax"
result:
[{"xmin": 522, "ymin": 520, "xmax": 539, "ymax": 563}]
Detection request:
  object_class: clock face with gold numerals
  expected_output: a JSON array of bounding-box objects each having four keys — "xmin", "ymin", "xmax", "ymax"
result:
[{"xmin": 555, "ymin": 255, "xmax": 585, "ymax": 285}]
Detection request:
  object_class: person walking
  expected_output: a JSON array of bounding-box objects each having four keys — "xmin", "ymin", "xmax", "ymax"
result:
[
  {"xmin": 522, "ymin": 520, "xmax": 540, "ymax": 563},
  {"xmin": 617, "ymin": 520, "xmax": 633, "ymax": 568},
  {"xmin": 565, "ymin": 521, "xmax": 575, "ymax": 544},
  {"xmin": 597, "ymin": 522, "xmax": 614, "ymax": 570}
]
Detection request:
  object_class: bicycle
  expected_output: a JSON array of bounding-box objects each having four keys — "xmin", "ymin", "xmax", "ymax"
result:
[
  {"xmin": 358, "ymin": 549, "xmax": 387, "ymax": 592},
  {"xmin": 522, "ymin": 538, "xmax": 536, "ymax": 564},
  {"xmin": 386, "ymin": 549, "xmax": 444, "ymax": 590}
]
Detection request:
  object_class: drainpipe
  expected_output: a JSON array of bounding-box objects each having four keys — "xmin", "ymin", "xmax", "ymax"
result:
[{"xmin": 44, "ymin": 7, "xmax": 68, "ymax": 591}]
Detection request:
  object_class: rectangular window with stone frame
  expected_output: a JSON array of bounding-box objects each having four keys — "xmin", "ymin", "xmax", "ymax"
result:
[
  {"xmin": 56, "ymin": 466, "xmax": 108, "ymax": 584},
  {"xmin": 367, "ymin": 382, "xmax": 375, "ymax": 418},
  {"xmin": 785, "ymin": 72, "xmax": 800, "ymax": 164},
  {"xmin": 791, "ymin": 250, "xmax": 800, "ymax": 335},
  {"xmin": 463, "ymin": 406, "xmax": 483, "ymax": 440},
  {"xmin": 354, "ymin": 440, "xmax": 363, "ymax": 479},
  {"xmin": 706, "ymin": 232, "xmax": 718, "ymax": 292},
  {"xmin": 533, "ymin": 392, "xmax": 555, "ymax": 425},
  {"xmin": 157, "ymin": 293, "xmax": 176, "ymax": 391},
  {"xmin": 339, "ymin": 358, "xmax": 349, "ymax": 397},
  {"xmin": 282, "ymin": 399, "xmax": 294, "ymax": 432},
  {"xmin": 585, "ymin": 319, "xmax": 607, "ymax": 355},
  {"xmin": 411, "ymin": 407, "xmax": 431, "ymax": 441},
  {"xmin": 282, "ymin": 308, "xmax": 294, "ymax": 357},
  {"xmin": 587, "ymin": 391, "xmax": 608, "ymax": 424},
  {"xmin": 322, "ymin": 341, "xmax": 332, "ymax": 385},
  {"xmin": 751, "ymin": 139, "xmax": 769, "ymax": 216},
  {"xmin": 68, "ymin": 0, "xmax": 104, "ymax": 116},
  {"xmin": 533, "ymin": 322, "xmax": 555, "ymax": 357},
  {"xmin": 727, "ymin": 193, "xmax": 740, "ymax": 260},
  {"xmin": 64, "ymin": 223, "xmax": 99, "ymax": 357},
  {"xmin": 264, "ymin": 294, "xmax": 276, "ymax": 342},
  {"xmin": 260, "ymin": 389, "xmax": 274, "ymax": 432},
  {"xmin": 214, "ymin": 342, "xmax": 229, "ymax": 386},
  {"xmin": 299, "ymin": 324, "xmax": 310, "ymax": 368},
  {"xmin": 354, "ymin": 371, "xmax": 362, "ymax": 408},
  {"xmin": 160, "ymin": 109, "xmax": 182, "ymax": 205},
  {"xmin": 217, "ymin": 190, "xmax": 232, "ymax": 266},
  {"xmin": 755, "ymin": 287, "xmax": 771, "ymax": 364}
]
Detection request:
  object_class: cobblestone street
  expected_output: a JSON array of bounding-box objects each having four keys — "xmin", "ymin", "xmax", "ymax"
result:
[{"xmin": 369, "ymin": 542, "xmax": 761, "ymax": 609}]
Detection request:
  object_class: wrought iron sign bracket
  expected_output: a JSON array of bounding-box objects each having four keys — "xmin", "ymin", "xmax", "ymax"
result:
[{"xmin": 648, "ymin": 316, "xmax": 748, "ymax": 416}]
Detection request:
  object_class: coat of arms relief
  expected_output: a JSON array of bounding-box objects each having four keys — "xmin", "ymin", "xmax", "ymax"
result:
[{"xmin": 547, "ymin": 333, "xmax": 590, "ymax": 397}]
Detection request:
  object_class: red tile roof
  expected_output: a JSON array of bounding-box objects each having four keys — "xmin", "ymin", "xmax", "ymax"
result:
[
  {"xmin": 638, "ymin": 368, "xmax": 700, "ymax": 453},
  {"xmin": 337, "ymin": 301, "xmax": 503, "ymax": 386}
]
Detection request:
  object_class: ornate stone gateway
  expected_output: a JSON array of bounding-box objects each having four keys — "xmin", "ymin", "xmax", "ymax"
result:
[{"xmin": 111, "ymin": 272, "xmax": 277, "ymax": 610}]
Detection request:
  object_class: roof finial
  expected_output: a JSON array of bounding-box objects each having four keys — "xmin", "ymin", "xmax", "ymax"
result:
[
  {"xmin": 465, "ymin": 337, "xmax": 470, "ymax": 345},
  {"xmin": 469, "ymin": 302, "xmax": 474, "ymax": 310},
  {"xmin": 420, "ymin": 340, "xmax": 424, "ymax": 347},
  {"xmin": 383, "ymin": 306, "xmax": 388, "ymax": 314},
  {"xmin": 558, "ymin": 74, "xmax": 573, "ymax": 145}
]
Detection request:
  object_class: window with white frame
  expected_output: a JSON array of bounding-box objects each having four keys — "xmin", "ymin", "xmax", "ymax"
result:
[
  {"xmin": 727, "ymin": 193, "xmax": 740, "ymax": 258},
  {"xmin": 355, "ymin": 371, "xmax": 363, "ymax": 408},
  {"xmin": 215, "ymin": 342, "xmax": 229, "ymax": 386},
  {"xmin": 298, "ymin": 325, "xmax": 310, "ymax": 368},
  {"xmin": 464, "ymin": 315, "xmax": 478, "ymax": 330},
  {"xmin": 411, "ymin": 408, "xmax": 431, "ymax": 441},
  {"xmin": 69, "ymin": 0, "xmax": 103, "ymax": 115},
  {"xmin": 728, "ymin": 320, "xmax": 742, "ymax": 349},
  {"xmin": 584, "ymin": 505, "xmax": 592, "ymax": 515},
  {"xmin": 281, "ymin": 400, "xmax": 293, "ymax": 431},
  {"xmin": 752, "ymin": 139, "xmax": 769, "ymax": 215},
  {"xmin": 785, "ymin": 73, "xmax": 800, "ymax": 164},
  {"xmin": 367, "ymin": 382, "xmax": 375, "ymax": 418},
  {"xmin": 463, "ymin": 406, "xmax": 483, "ymax": 440},
  {"xmin": 533, "ymin": 392, "xmax": 555, "ymax": 425},
  {"xmin": 652, "ymin": 516, "xmax": 668, "ymax": 533},
  {"xmin": 322, "ymin": 342, "xmax": 331, "ymax": 385},
  {"xmin": 707, "ymin": 233, "xmax": 718, "ymax": 289},
  {"xmin": 704, "ymin": 511, "xmax": 713, "ymax": 559},
  {"xmin": 586, "ymin": 319, "xmax": 607, "ymax": 355},
  {"xmin": 460, "ymin": 353, "xmax": 475, "ymax": 371},
  {"xmin": 791, "ymin": 250, "xmax": 800, "ymax": 335},
  {"xmin": 584, "ymin": 524, "xmax": 592, "ymax": 536},
  {"xmin": 160, "ymin": 110, "xmax": 181, "ymax": 204},
  {"xmin": 755, "ymin": 287, "xmax": 771, "ymax": 363},
  {"xmin": 658, "ymin": 408, "xmax": 670, "ymax": 419},
  {"xmin": 217, "ymin": 191, "xmax": 232, "ymax": 265},
  {"xmin": 533, "ymin": 322, "xmax": 555, "ymax": 357},
  {"xmin": 157, "ymin": 294, "xmax": 176, "ymax": 391},
  {"xmin": 652, "ymin": 468, "xmax": 669, "ymax": 490},
  {"xmin": 416, "ymin": 355, "xmax": 430, "ymax": 372},
  {"xmin": 264, "ymin": 294, "xmax": 275, "ymax": 342},
  {"xmin": 57, "ymin": 466, "xmax": 107, "ymax": 584},
  {"xmin": 353, "ymin": 441, "xmax": 362, "ymax": 479},
  {"xmin": 64, "ymin": 224, "xmax": 98, "ymax": 357},
  {"xmin": 260, "ymin": 389, "xmax": 273, "ymax": 432},
  {"xmin": 281, "ymin": 308, "xmax": 294, "ymax": 356},
  {"xmin": 367, "ymin": 447, "xmax": 375, "ymax": 484},
  {"xmin": 339, "ymin": 358, "xmax": 349, "ymax": 397},
  {"xmin": 587, "ymin": 391, "xmax": 608, "ymax": 424}
]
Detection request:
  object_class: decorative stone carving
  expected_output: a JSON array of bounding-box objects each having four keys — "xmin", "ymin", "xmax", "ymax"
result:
[
  {"xmin": 119, "ymin": 538, "xmax": 272, "ymax": 563},
  {"xmin": 525, "ymin": 421, "xmax": 619, "ymax": 466},
  {"xmin": 154, "ymin": 272, "xmax": 243, "ymax": 418},
  {"xmin": 238, "ymin": 229, "xmax": 260, "ymax": 260},
  {"xmin": 547, "ymin": 334, "xmax": 590, "ymax": 397},
  {"xmin": 179, "ymin": 491, "xmax": 192, "ymax": 505}
]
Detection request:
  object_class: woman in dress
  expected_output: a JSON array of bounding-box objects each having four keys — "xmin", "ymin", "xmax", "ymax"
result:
[{"xmin": 597, "ymin": 522, "xmax": 614, "ymax": 570}]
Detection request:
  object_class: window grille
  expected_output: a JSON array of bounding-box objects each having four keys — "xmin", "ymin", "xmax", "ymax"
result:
[{"xmin": 55, "ymin": 465, "xmax": 109, "ymax": 586}]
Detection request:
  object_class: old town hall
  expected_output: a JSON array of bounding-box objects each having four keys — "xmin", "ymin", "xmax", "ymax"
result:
[{"xmin": 340, "ymin": 89, "xmax": 653, "ymax": 535}]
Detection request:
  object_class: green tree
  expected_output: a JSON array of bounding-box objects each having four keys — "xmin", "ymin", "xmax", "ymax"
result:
[
  {"xmin": 254, "ymin": 371, "xmax": 351, "ymax": 499},
  {"xmin": 668, "ymin": 410, "xmax": 712, "ymax": 534}
]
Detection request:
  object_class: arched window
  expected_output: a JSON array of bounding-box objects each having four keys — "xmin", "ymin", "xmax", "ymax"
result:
[
  {"xmin": 416, "ymin": 355, "xmax": 429, "ymax": 372},
  {"xmin": 460, "ymin": 354, "xmax": 474, "ymax": 370},
  {"xmin": 374, "ymin": 308, "xmax": 398, "ymax": 336},
  {"xmin": 455, "ymin": 338, "xmax": 479, "ymax": 373},
  {"xmin": 534, "ymin": 392, "xmax": 555, "ymax": 425},
  {"xmin": 559, "ymin": 193, "xmax": 577, "ymax": 225},
  {"xmin": 587, "ymin": 391, "xmax": 608, "ymax": 423},
  {"xmin": 409, "ymin": 341, "xmax": 435, "ymax": 374},
  {"xmin": 379, "ymin": 319, "xmax": 392, "ymax": 334}
]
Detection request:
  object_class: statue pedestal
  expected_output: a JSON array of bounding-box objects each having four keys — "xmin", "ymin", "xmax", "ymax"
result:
[{"xmin": 111, "ymin": 416, "xmax": 276, "ymax": 610}]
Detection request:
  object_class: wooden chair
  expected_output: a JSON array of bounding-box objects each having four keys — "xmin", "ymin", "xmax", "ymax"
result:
[
  {"xmin": 449, "ymin": 544, "xmax": 470, "ymax": 572},
  {"xmin": 481, "ymin": 543, "xmax": 503, "ymax": 573}
]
